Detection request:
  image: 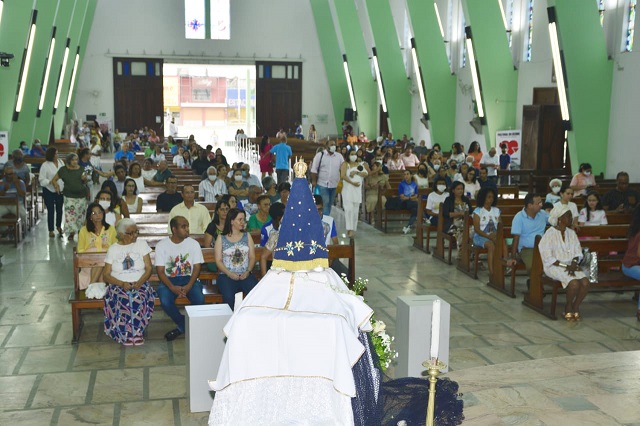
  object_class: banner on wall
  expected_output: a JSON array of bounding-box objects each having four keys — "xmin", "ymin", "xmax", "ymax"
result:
[
  {"xmin": 0, "ymin": 131, "xmax": 8, "ymax": 164},
  {"xmin": 496, "ymin": 130, "xmax": 521, "ymax": 166}
]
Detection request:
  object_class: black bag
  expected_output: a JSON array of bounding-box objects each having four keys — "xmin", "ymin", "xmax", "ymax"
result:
[{"xmin": 385, "ymin": 197, "xmax": 402, "ymax": 210}]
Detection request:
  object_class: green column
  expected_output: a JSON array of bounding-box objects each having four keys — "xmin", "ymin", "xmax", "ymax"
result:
[
  {"xmin": 333, "ymin": 0, "xmax": 378, "ymax": 137},
  {"xmin": 406, "ymin": 0, "xmax": 457, "ymax": 146},
  {"xmin": 464, "ymin": 0, "xmax": 518, "ymax": 149},
  {"xmin": 53, "ymin": 0, "xmax": 96, "ymax": 138},
  {"xmin": 364, "ymin": 0, "xmax": 411, "ymax": 136},
  {"xmin": 10, "ymin": 0, "xmax": 60, "ymax": 146},
  {"xmin": 0, "ymin": 1, "xmax": 34, "ymax": 149},
  {"xmin": 549, "ymin": 1, "xmax": 612, "ymax": 174},
  {"xmin": 33, "ymin": 0, "xmax": 80, "ymax": 143},
  {"xmin": 309, "ymin": 0, "xmax": 351, "ymax": 135}
]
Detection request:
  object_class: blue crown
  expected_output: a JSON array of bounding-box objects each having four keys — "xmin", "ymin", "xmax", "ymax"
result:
[{"xmin": 272, "ymin": 159, "xmax": 329, "ymax": 271}]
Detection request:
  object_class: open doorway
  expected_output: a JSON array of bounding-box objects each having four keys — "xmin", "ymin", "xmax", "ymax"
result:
[{"xmin": 163, "ymin": 63, "xmax": 256, "ymax": 148}]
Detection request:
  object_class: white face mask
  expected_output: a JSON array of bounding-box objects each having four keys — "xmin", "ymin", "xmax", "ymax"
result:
[
  {"xmin": 437, "ymin": 185, "xmax": 447, "ymax": 193},
  {"xmin": 208, "ymin": 175, "xmax": 217, "ymax": 181},
  {"xmin": 98, "ymin": 200, "xmax": 111, "ymax": 211},
  {"xmin": 551, "ymin": 186, "xmax": 561, "ymax": 194},
  {"xmin": 584, "ymin": 171, "xmax": 591, "ymax": 176},
  {"xmin": 329, "ymin": 146, "xmax": 336, "ymax": 153},
  {"xmin": 433, "ymin": 164, "xmax": 440, "ymax": 171},
  {"xmin": 466, "ymin": 161, "xmax": 473, "ymax": 167},
  {"xmin": 349, "ymin": 155, "xmax": 357, "ymax": 162},
  {"xmin": 234, "ymin": 175, "xmax": 243, "ymax": 182}
]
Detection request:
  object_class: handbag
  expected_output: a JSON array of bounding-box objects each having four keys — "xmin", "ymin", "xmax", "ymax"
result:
[{"xmin": 579, "ymin": 248, "xmax": 599, "ymax": 283}]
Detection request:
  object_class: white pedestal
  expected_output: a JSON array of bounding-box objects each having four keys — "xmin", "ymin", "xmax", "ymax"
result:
[
  {"xmin": 395, "ymin": 295, "xmax": 450, "ymax": 376},
  {"xmin": 185, "ymin": 304, "xmax": 233, "ymax": 413}
]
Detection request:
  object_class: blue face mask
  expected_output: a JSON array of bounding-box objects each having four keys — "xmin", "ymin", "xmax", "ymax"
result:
[{"xmin": 242, "ymin": 171, "xmax": 248, "ymax": 178}]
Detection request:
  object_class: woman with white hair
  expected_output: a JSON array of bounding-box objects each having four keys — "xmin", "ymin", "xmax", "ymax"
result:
[
  {"xmin": 102, "ymin": 218, "xmax": 155, "ymax": 346},
  {"xmin": 50, "ymin": 153, "xmax": 90, "ymax": 241},
  {"xmin": 538, "ymin": 203, "xmax": 590, "ymax": 321},
  {"xmin": 545, "ymin": 178, "xmax": 563, "ymax": 204}
]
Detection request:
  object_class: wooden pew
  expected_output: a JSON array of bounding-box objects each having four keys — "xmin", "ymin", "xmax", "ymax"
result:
[
  {"xmin": 523, "ymin": 236, "xmax": 639, "ymax": 320},
  {"xmin": 0, "ymin": 196, "xmax": 22, "ymax": 246},
  {"xmin": 432, "ymin": 205, "xmax": 456, "ymax": 265},
  {"xmin": 69, "ymin": 240, "xmax": 357, "ymax": 342}
]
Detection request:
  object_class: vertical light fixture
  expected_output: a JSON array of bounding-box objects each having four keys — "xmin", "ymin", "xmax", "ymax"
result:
[
  {"xmin": 372, "ymin": 47, "xmax": 388, "ymax": 115},
  {"xmin": 547, "ymin": 7, "xmax": 571, "ymax": 129},
  {"xmin": 37, "ymin": 26, "xmax": 56, "ymax": 117},
  {"xmin": 65, "ymin": 46, "xmax": 81, "ymax": 111},
  {"xmin": 0, "ymin": 0, "xmax": 4, "ymax": 29},
  {"xmin": 13, "ymin": 10, "xmax": 38, "ymax": 122},
  {"xmin": 433, "ymin": 2, "xmax": 445, "ymax": 39},
  {"xmin": 53, "ymin": 38, "xmax": 70, "ymax": 114},
  {"xmin": 342, "ymin": 54, "xmax": 357, "ymax": 113},
  {"xmin": 464, "ymin": 27, "xmax": 485, "ymax": 123},
  {"xmin": 410, "ymin": 38, "xmax": 428, "ymax": 119},
  {"xmin": 498, "ymin": 0, "xmax": 508, "ymax": 29}
]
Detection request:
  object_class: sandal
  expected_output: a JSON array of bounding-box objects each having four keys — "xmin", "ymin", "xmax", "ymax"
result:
[
  {"xmin": 122, "ymin": 339, "xmax": 134, "ymax": 347},
  {"xmin": 563, "ymin": 312, "xmax": 574, "ymax": 321},
  {"xmin": 132, "ymin": 336, "xmax": 144, "ymax": 346},
  {"xmin": 573, "ymin": 312, "xmax": 581, "ymax": 321}
]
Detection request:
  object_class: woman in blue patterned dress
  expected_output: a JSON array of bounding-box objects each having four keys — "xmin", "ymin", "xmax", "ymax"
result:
[
  {"xmin": 214, "ymin": 208, "xmax": 258, "ymax": 310},
  {"xmin": 102, "ymin": 218, "xmax": 155, "ymax": 346}
]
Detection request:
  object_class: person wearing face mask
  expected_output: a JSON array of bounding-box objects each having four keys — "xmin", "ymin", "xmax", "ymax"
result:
[
  {"xmin": 545, "ymin": 178, "xmax": 563, "ymax": 204},
  {"xmin": 311, "ymin": 140, "xmax": 344, "ymax": 216},
  {"xmin": 426, "ymin": 177, "xmax": 450, "ymax": 226},
  {"xmin": 570, "ymin": 163, "xmax": 597, "ymax": 197},
  {"xmin": 95, "ymin": 190, "xmax": 122, "ymax": 226},
  {"xmin": 6, "ymin": 149, "xmax": 31, "ymax": 186},
  {"xmin": 228, "ymin": 169, "xmax": 250, "ymax": 202},
  {"xmin": 30, "ymin": 139, "xmax": 46, "ymax": 158},
  {"xmin": 447, "ymin": 160, "xmax": 458, "ymax": 181},
  {"xmin": 464, "ymin": 155, "xmax": 477, "ymax": 173},
  {"xmin": 340, "ymin": 151, "xmax": 368, "ymax": 238},
  {"xmin": 414, "ymin": 163, "xmax": 430, "ymax": 189},
  {"xmin": 199, "ymin": 166, "xmax": 228, "ymax": 202}
]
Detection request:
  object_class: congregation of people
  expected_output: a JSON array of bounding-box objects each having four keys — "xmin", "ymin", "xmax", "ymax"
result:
[{"xmin": 4, "ymin": 122, "xmax": 640, "ymax": 349}]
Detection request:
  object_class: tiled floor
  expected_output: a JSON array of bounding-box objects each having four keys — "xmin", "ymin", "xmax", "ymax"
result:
[{"xmin": 1, "ymin": 188, "xmax": 640, "ymax": 424}]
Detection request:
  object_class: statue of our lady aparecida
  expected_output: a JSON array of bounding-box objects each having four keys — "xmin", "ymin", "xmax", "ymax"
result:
[{"xmin": 208, "ymin": 159, "xmax": 380, "ymax": 425}]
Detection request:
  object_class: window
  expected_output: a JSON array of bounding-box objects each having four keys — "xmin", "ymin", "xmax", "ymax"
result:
[
  {"xmin": 185, "ymin": 0, "xmax": 230, "ymax": 40},
  {"xmin": 625, "ymin": 0, "xmax": 637, "ymax": 51},
  {"xmin": 460, "ymin": 15, "xmax": 467, "ymax": 68},
  {"xmin": 598, "ymin": 0, "xmax": 605, "ymax": 28},
  {"xmin": 525, "ymin": 0, "xmax": 535, "ymax": 62},
  {"xmin": 192, "ymin": 88, "xmax": 211, "ymax": 101}
]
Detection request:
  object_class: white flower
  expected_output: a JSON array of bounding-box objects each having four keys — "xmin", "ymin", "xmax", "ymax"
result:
[{"xmin": 372, "ymin": 321, "xmax": 386, "ymax": 334}]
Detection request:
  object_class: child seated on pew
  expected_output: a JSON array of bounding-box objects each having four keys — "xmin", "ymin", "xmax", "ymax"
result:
[{"xmin": 578, "ymin": 191, "xmax": 608, "ymax": 226}]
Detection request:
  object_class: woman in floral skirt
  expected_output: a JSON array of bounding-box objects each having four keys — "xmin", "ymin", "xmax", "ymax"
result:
[{"xmin": 102, "ymin": 218, "xmax": 155, "ymax": 346}]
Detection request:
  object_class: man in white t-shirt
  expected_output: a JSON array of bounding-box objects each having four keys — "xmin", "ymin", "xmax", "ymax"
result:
[
  {"xmin": 480, "ymin": 147, "xmax": 500, "ymax": 184},
  {"xmin": 155, "ymin": 216, "xmax": 205, "ymax": 341}
]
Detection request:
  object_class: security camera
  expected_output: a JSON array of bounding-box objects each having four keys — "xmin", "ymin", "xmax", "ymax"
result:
[{"xmin": 0, "ymin": 52, "xmax": 14, "ymax": 67}]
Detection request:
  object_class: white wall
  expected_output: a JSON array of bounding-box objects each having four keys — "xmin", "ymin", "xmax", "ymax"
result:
[{"xmin": 74, "ymin": 0, "xmax": 336, "ymax": 140}]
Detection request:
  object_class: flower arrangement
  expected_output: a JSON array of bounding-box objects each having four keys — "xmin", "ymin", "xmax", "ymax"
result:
[{"xmin": 342, "ymin": 274, "xmax": 398, "ymax": 371}]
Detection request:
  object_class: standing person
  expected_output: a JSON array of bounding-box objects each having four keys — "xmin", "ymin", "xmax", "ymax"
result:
[
  {"xmin": 77, "ymin": 202, "xmax": 118, "ymax": 288},
  {"xmin": 539, "ymin": 204, "xmax": 590, "ymax": 321},
  {"xmin": 168, "ymin": 185, "xmax": 211, "ymax": 234},
  {"xmin": 156, "ymin": 216, "xmax": 205, "ymax": 341},
  {"xmin": 169, "ymin": 117, "xmax": 179, "ymax": 138},
  {"xmin": 622, "ymin": 205, "xmax": 640, "ymax": 320},
  {"xmin": 258, "ymin": 135, "xmax": 274, "ymax": 179},
  {"xmin": 50, "ymin": 153, "xmax": 89, "ymax": 241},
  {"xmin": 199, "ymin": 166, "xmax": 227, "ymax": 202},
  {"xmin": 509, "ymin": 193, "xmax": 549, "ymax": 274},
  {"xmin": 311, "ymin": 140, "xmax": 344, "ymax": 216},
  {"xmin": 214, "ymin": 208, "xmax": 259, "ymax": 310},
  {"xmin": 499, "ymin": 143, "xmax": 511, "ymax": 186},
  {"xmin": 468, "ymin": 141, "xmax": 483, "ymax": 169},
  {"xmin": 156, "ymin": 176, "xmax": 183, "ymax": 213},
  {"xmin": 480, "ymin": 147, "xmax": 499, "ymax": 185},
  {"xmin": 398, "ymin": 170, "xmax": 419, "ymax": 234},
  {"xmin": 38, "ymin": 147, "xmax": 65, "ymax": 238},
  {"xmin": 340, "ymin": 150, "xmax": 368, "ymax": 238},
  {"xmin": 103, "ymin": 219, "xmax": 154, "ymax": 346},
  {"xmin": 449, "ymin": 142, "xmax": 466, "ymax": 165},
  {"xmin": 269, "ymin": 136, "xmax": 293, "ymax": 184}
]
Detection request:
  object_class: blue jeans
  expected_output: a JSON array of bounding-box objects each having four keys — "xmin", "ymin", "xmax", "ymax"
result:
[
  {"xmin": 622, "ymin": 265, "xmax": 640, "ymax": 308},
  {"xmin": 157, "ymin": 276, "xmax": 204, "ymax": 332},
  {"xmin": 217, "ymin": 273, "xmax": 258, "ymax": 310},
  {"xmin": 401, "ymin": 199, "xmax": 418, "ymax": 226},
  {"xmin": 318, "ymin": 185, "xmax": 337, "ymax": 216}
]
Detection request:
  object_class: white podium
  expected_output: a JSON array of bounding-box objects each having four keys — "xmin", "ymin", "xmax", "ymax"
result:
[
  {"xmin": 185, "ymin": 304, "xmax": 232, "ymax": 412},
  {"xmin": 395, "ymin": 295, "xmax": 450, "ymax": 376}
]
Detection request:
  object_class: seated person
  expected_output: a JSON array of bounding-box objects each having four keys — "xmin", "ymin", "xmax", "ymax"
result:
[
  {"xmin": 156, "ymin": 176, "xmax": 183, "ymax": 213},
  {"xmin": 545, "ymin": 178, "xmax": 562, "ymax": 204},
  {"xmin": 462, "ymin": 168, "xmax": 481, "ymax": 200},
  {"xmin": 477, "ymin": 167, "xmax": 497, "ymax": 190},
  {"xmin": 259, "ymin": 202, "xmax": 286, "ymax": 276},
  {"xmin": 241, "ymin": 163, "xmax": 262, "ymax": 188},
  {"xmin": 276, "ymin": 182, "xmax": 291, "ymax": 205},
  {"xmin": 168, "ymin": 184, "xmax": 211, "ymax": 234},
  {"xmin": 570, "ymin": 162, "xmax": 597, "ymax": 197},
  {"xmin": 602, "ymin": 171, "xmax": 639, "ymax": 213},
  {"xmin": 152, "ymin": 160, "xmax": 173, "ymax": 184},
  {"xmin": 247, "ymin": 195, "xmax": 271, "ymax": 233},
  {"xmin": 262, "ymin": 176, "xmax": 280, "ymax": 204},
  {"xmin": 114, "ymin": 142, "xmax": 135, "ymax": 162},
  {"xmin": 426, "ymin": 177, "xmax": 449, "ymax": 225},
  {"xmin": 314, "ymin": 195, "xmax": 338, "ymax": 246},
  {"xmin": 199, "ymin": 166, "xmax": 227, "ymax": 202},
  {"xmin": 95, "ymin": 190, "xmax": 123, "ymax": 226},
  {"xmin": 77, "ymin": 202, "xmax": 118, "ymax": 288},
  {"xmin": 156, "ymin": 216, "xmax": 205, "ymax": 341},
  {"xmin": 578, "ymin": 191, "xmax": 607, "ymax": 226},
  {"xmin": 5, "ymin": 149, "xmax": 31, "ymax": 186},
  {"xmin": 398, "ymin": 170, "xmax": 419, "ymax": 234},
  {"xmin": 30, "ymin": 139, "xmax": 46, "ymax": 157},
  {"xmin": 228, "ymin": 169, "xmax": 250, "ymax": 203},
  {"xmin": 510, "ymin": 193, "xmax": 549, "ymax": 273},
  {"xmin": 472, "ymin": 187, "xmax": 512, "ymax": 276},
  {"xmin": 0, "ymin": 165, "xmax": 28, "ymax": 224}
]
